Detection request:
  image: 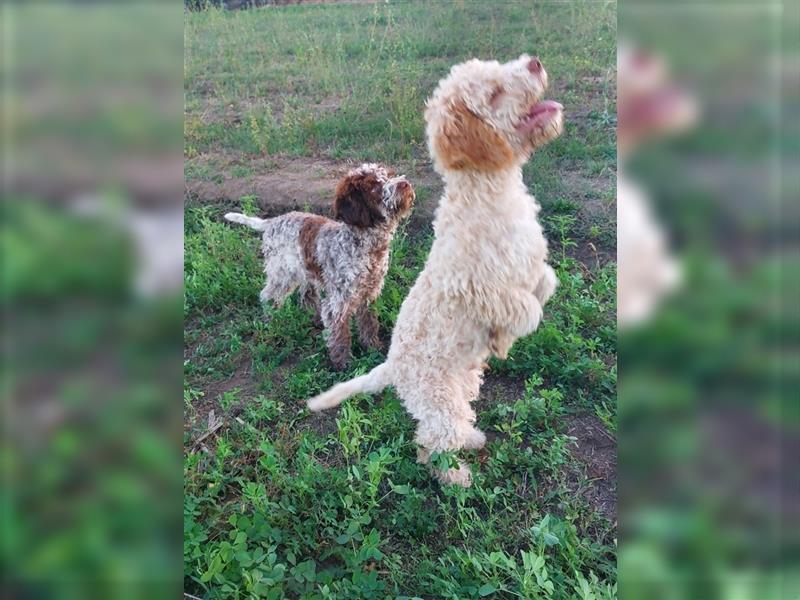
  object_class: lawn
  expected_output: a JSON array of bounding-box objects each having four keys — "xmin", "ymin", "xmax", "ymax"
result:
[{"xmin": 184, "ymin": 2, "xmax": 617, "ymax": 598}]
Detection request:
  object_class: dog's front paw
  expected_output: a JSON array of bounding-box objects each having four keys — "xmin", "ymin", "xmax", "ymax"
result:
[
  {"xmin": 489, "ymin": 328, "xmax": 515, "ymax": 359},
  {"xmin": 489, "ymin": 341, "xmax": 510, "ymax": 360},
  {"xmin": 534, "ymin": 264, "xmax": 558, "ymax": 307}
]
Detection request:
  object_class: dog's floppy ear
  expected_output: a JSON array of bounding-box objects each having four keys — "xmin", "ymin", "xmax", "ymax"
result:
[
  {"xmin": 333, "ymin": 173, "xmax": 385, "ymax": 228},
  {"xmin": 428, "ymin": 100, "xmax": 515, "ymax": 171}
]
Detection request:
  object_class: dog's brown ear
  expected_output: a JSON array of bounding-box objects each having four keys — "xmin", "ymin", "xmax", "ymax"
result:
[
  {"xmin": 333, "ymin": 173, "xmax": 385, "ymax": 228},
  {"xmin": 428, "ymin": 100, "xmax": 515, "ymax": 171}
]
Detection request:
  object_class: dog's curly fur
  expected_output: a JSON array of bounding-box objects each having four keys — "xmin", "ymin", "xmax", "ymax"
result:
[
  {"xmin": 307, "ymin": 56, "xmax": 564, "ymax": 486},
  {"xmin": 226, "ymin": 164, "xmax": 414, "ymax": 368}
]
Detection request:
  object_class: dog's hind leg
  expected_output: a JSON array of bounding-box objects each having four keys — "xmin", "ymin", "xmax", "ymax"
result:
[
  {"xmin": 259, "ymin": 257, "xmax": 301, "ymax": 307},
  {"xmin": 301, "ymin": 283, "xmax": 323, "ymax": 326},
  {"xmin": 259, "ymin": 279, "xmax": 298, "ymax": 307},
  {"xmin": 411, "ymin": 382, "xmax": 480, "ymax": 487},
  {"xmin": 416, "ymin": 445, "xmax": 474, "ymax": 487},
  {"xmin": 460, "ymin": 368, "xmax": 487, "ymax": 449}
]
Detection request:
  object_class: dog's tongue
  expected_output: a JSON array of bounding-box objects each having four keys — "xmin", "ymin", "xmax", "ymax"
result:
[
  {"xmin": 528, "ymin": 100, "xmax": 563, "ymax": 118},
  {"xmin": 518, "ymin": 100, "xmax": 563, "ymax": 132}
]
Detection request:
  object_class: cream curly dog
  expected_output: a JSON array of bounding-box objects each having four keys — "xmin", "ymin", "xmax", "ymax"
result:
[
  {"xmin": 308, "ymin": 55, "xmax": 564, "ymax": 486},
  {"xmin": 226, "ymin": 164, "xmax": 414, "ymax": 368}
]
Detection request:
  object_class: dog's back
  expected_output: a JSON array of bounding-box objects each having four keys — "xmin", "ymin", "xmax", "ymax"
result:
[{"xmin": 225, "ymin": 210, "xmax": 330, "ymax": 305}]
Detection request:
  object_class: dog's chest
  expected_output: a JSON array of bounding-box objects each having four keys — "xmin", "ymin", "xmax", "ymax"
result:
[
  {"xmin": 469, "ymin": 205, "xmax": 546, "ymax": 266},
  {"xmin": 506, "ymin": 212, "xmax": 547, "ymax": 262},
  {"xmin": 362, "ymin": 242, "xmax": 390, "ymax": 286}
]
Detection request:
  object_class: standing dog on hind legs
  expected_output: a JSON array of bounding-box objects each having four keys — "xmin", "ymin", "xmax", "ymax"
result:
[
  {"xmin": 307, "ymin": 55, "xmax": 564, "ymax": 487},
  {"xmin": 225, "ymin": 164, "xmax": 414, "ymax": 369}
]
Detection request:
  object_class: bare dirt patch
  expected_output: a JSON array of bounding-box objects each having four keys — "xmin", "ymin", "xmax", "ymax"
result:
[
  {"xmin": 477, "ymin": 375, "xmax": 526, "ymax": 407},
  {"xmin": 562, "ymin": 169, "xmax": 615, "ymax": 203},
  {"xmin": 559, "ymin": 169, "xmax": 616, "ymax": 268},
  {"xmin": 186, "ymin": 153, "xmax": 445, "ymax": 235},
  {"xmin": 184, "ymin": 149, "xmax": 615, "ymax": 258},
  {"xmin": 201, "ymin": 357, "xmax": 259, "ymax": 410},
  {"xmin": 186, "ymin": 155, "xmax": 349, "ymax": 216},
  {"xmin": 302, "ymin": 405, "xmax": 341, "ymax": 440},
  {"xmin": 699, "ymin": 409, "xmax": 799, "ymax": 528},
  {"xmin": 185, "ymin": 353, "xmax": 259, "ymax": 433},
  {"xmin": 474, "ymin": 377, "xmax": 617, "ymax": 524},
  {"xmin": 562, "ymin": 412, "xmax": 617, "ymax": 522}
]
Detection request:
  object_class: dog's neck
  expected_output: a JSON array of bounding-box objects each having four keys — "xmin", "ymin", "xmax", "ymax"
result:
[
  {"xmin": 345, "ymin": 219, "xmax": 397, "ymax": 246},
  {"xmin": 439, "ymin": 165, "xmax": 529, "ymax": 209}
]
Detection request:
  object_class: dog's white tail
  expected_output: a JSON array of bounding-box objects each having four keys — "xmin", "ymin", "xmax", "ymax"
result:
[
  {"xmin": 225, "ymin": 212, "xmax": 268, "ymax": 231},
  {"xmin": 307, "ymin": 363, "xmax": 391, "ymax": 412}
]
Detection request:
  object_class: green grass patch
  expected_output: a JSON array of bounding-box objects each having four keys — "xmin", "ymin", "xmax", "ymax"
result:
[
  {"xmin": 185, "ymin": 1, "xmax": 616, "ymax": 167},
  {"xmin": 185, "ymin": 2, "xmax": 616, "ymax": 598},
  {"xmin": 184, "ymin": 194, "xmax": 616, "ymax": 598}
]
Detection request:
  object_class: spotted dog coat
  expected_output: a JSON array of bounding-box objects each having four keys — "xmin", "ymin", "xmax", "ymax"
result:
[{"xmin": 225, "ymin": 164, "xmax": 414, "ymax": 368}]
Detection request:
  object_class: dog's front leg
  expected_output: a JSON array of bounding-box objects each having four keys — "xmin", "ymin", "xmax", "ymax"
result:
[
  {"xmin": 485, "ymin": 291, "xmax": 544, "ymax": 359},
  {"xmin": 533, "ymin": 263, "xmax": 558, "ymax": 307},
  {"xmin": 322, "ymin": 300, "xmax": 354, "ymax": 369},
  {"xmin": 488, "ymin": 327, "xmax": 516, "ymax": 359},
  {"xmin": 355, "ymin": 303, "xmax": 383, "ymax": 350},
  {"xmin": 506, "ymin": 290, "xmax": 544, "ymax": 338}
]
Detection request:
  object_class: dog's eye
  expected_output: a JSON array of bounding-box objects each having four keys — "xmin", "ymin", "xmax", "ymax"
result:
[{"xmin": 489, "ymin": 86, "xmax": 505, "ymax": 107}]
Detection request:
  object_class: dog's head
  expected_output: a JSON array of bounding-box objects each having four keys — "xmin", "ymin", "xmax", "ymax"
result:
[
  {"xmin": 333, "ymin": 164, "xmax": 415, "ymax": 228},
  {"xmin": 425, "ymin": 55, "xmax": 564, "ymax": 173}
]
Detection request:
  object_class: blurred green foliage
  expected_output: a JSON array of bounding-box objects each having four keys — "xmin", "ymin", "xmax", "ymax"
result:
[
  {"xmin": 2, "ymin": 202, "xmax": 183, "ymax": 598},
  {"xmin": 619, "ymin": 4, "xmax": 797, "ymax": 599}
]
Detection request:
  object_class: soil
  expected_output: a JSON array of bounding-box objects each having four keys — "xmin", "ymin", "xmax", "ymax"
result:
[
  {"xmin": 186, "ymin": 154, "xmax": 446, "ymax": 232},
  {"xmin": 475, "ymin": 374, "xmax": 617, "ymax": 522},
  {"xmin": 185, "ymin": 155, "xmax": 350, "ymax": 217},
  {"xmin": 562, "ymin": 412, "xmax": 617, "ymax": 522},
  {"xmin": 186, "ymin": 334, "xmax": 618, "ymax": 522},
  {"xmin": 185, "ymin": 151, "xmax": 616, "ymax": 274},
  {"xmin": 699, "ymin": 408, "xmax": 799, "ymax": 527}
]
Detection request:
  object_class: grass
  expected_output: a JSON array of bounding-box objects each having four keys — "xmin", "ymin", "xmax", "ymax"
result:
[
  {"xmin": 185, "ymin": 0, "xmax": 616, "ymax": 206},
  {"xmin": 185, "ymin": 2, "xmax": 617, "ymax": 598}
]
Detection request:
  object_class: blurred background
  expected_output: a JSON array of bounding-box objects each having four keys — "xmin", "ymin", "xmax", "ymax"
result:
[
  {"xmin": 1, "ymin": 0, "xmax": 796, "ymax": 598},
  {"xmin": 2, "ymin": 3, "xmax": 184, "ymax": 598},
  {"xmin": 618, "ymin": 1, "xmax": 798, "ymax": 599}
]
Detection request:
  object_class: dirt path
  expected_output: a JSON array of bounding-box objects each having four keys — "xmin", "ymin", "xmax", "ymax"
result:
[{"xmin": 186, "ymin": 154, "xmax": 445, "ymax": 231}]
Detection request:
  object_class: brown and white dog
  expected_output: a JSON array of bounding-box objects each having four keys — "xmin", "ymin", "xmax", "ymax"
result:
[{"xmin": 225, "ymin": 164, "xmax": 414, "ymax": 368}]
